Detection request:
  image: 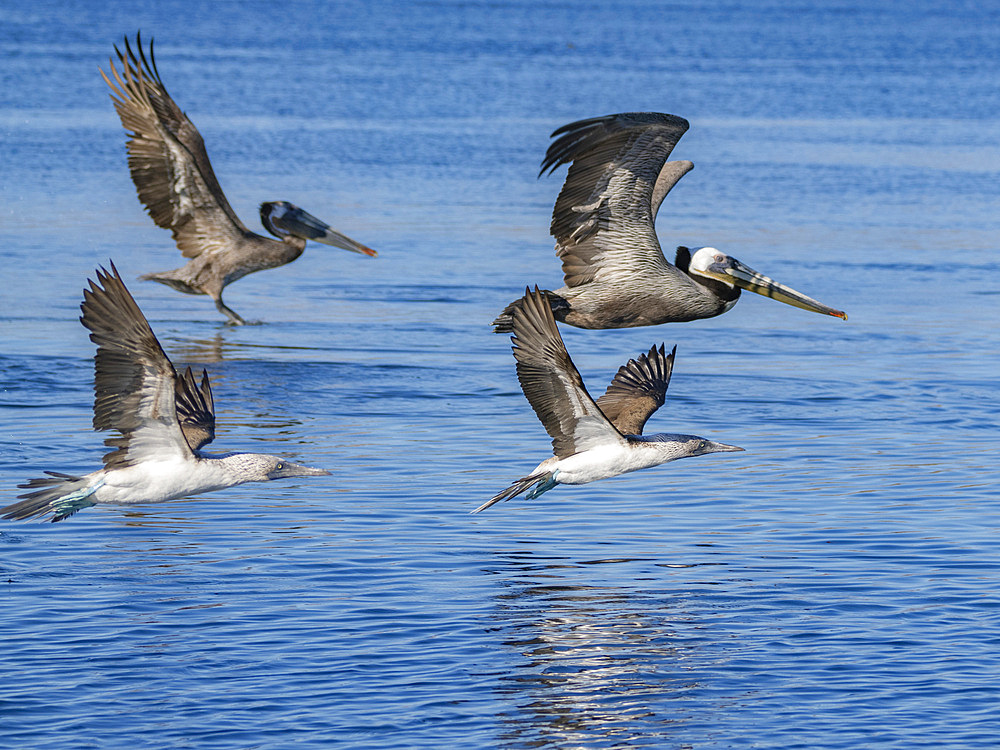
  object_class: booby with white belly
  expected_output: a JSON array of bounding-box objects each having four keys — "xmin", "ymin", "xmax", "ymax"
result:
[
  {"xmin": 476, "ymin": 287, "xmax": 743, "ymax": 513},
  {"xmin": 1, "ymin": 264, "xmax": 328, "ymax": 522}
]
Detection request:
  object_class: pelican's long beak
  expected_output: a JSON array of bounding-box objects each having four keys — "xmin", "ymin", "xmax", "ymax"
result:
[
  {"xmin": 280, "ymin": 206, "xmax": 378, "ymax": 257},
  {"xmin": 703, "ymin": 257, "xmax": 846, "ymax": 320},
  {"xmin": 268, "ymin": 461, "xmax": 331, "ymax": 480}
]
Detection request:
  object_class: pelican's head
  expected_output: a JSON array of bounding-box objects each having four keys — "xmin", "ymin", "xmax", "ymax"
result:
[
  {"xmin": 260, "ymin": 201, "xmax": 377, "ymax": 256},
  {"xmin": 685, "ymin": 247, "xmax": 847, "ymax": 320}
]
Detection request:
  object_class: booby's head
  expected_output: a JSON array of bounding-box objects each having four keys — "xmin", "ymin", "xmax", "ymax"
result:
[
  {"xmin": 646, "ymin": 433, "xmax": 745, "ymax": 459},
  {"xmin": 226, "ymin": 453, "xmax": 331, "ymax": 483},
  {"xmin": 685, "ymin": 435, "xmax": 744, "ymax": 456},
  {"xmin": 265, "ymin": 457, "xmax": 331, "ymax": 480},
  {"xmin": 260, "ymin": 201, "xmax": 377, "ymax": 256},
  {"xmin": 681, "ymin": 246, "xmax": 847, "ymax": 320}
]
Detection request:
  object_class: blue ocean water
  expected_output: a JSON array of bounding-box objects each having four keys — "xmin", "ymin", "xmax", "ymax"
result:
[{"xmin": 1, "ymin": 1, "xmax": 999, "ymax": 748}]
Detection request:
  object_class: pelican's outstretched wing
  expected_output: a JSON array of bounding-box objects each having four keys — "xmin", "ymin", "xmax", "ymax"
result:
[
  {"xmin": 595, "ymin": 344, "xmax": 675, "ymax": 436},
  {"xmin": 101, "ymin": 33, "xmax": 248, "ymax": 259},
  {"xmin": 540, "ymin": 112, "xmax": 693, "ymax": 288},
  {"xmin": 510, "ymin": 287, "xmax": 624, "ymax": 458},
  {"xmin": 80, "ymin": 264, "xmax": 193, "ymax": 469},
  {"xmin": 174, "ymin": 366, "xmax": 216, "ymax": 451}
]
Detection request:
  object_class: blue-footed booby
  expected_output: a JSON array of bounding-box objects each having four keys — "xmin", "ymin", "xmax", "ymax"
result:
[
  {"xmin": 1, "ymin": 264, "xmax": 329, "ymax": 523},
  {"xmin": 101, "ymin": 33, "xmax": 377, "ymax": 325},
  {"xmin": 476, "ymin": 287, "xmax": 743, "ymax": 513},
  {"xmin": 492, "ymin": 112, "xmax": 846, "ymax": 332}
]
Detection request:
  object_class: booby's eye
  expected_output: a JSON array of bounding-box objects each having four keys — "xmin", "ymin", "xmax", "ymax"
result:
[{"xmin": 275, "ymin": 462, "xmax": 284, "ymax": 470}]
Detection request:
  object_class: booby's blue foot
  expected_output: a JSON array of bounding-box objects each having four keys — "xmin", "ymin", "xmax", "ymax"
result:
[
  {"xmin": 51, "ymin": 480, "xmax": 103, "ymax": 522},
  {"xmin": 525, "ymin": 472, "xmax": 559, "ymax": 500}
]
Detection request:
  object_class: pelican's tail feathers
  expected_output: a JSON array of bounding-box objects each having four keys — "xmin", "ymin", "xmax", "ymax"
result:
[
  {"xmin": 473, "ymin": 470, "xmax": 557, "ymax": 513},
  {"xmin": 139, "ymin": 270, "xmax": 203, "ymax": 296},
  {"xmin": 2, "ymin": 472, "xmax": 102, "ymax": 522},
  {"xmin": 491, "ymin": 290, "xmax": 569, "ymax": 334}
]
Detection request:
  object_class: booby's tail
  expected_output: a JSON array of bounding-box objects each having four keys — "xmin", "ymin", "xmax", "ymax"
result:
[
  {"xmin": 2, "ymin": 472, "xmax": 101, "ymax": 522},
  {"xmin": 473, "ymin": 471, "xmax": 558, "ymax": 513},
  {"xmin": 491, "ymin": 290, "xmax": 569, "ymax": 333}
]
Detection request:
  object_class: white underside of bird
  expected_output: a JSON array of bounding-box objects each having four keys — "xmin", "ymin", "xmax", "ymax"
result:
[
  {"xmin": 71, "ymin": 454, "xmax": 259, "ymax": 506},
  {"xmin": 525, "ymin": 438, "xmax": 690, "ymax": 487}
]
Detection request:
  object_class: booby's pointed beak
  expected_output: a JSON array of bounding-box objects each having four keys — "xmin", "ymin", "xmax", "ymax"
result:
[
  {"xmin": 268, "ymin": 461, "xmax": 331, "ymax": 480},
  {"xmin": 273, "ymin": 205, "xmax": 377, "ymax": 257},
  {"xmin": 704, "ymin": 440, "xmax": 745, "ymax": 454},
  {"xmin": 702, "ymin": 257, "xmax": 846, "ymax": 320}
]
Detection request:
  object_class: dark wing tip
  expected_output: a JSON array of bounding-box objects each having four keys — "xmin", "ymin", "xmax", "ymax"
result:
[
  {"xmin": 539, "ymin": 112, "xmax": 690, "ymax": 176},
  {"xmin": 117, "ymin": 31, "xmax": 161, "ymax": 84},
  {"xmin": 80, "ymin": 260, "xmax": 147, "ymax": 336},
  {"xmin": 596, "ymin": 343, "xmax": 678, "ymax": 435},
  {"xmin": 174, "ymin": 365, "xmax": 216, "ymax": 451},
  {"xmin": 510, "ymin": 286, "xmax": 563, "ymax": 349}
]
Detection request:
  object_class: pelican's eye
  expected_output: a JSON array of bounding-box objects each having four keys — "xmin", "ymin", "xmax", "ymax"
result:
[{"xmin": 714, "ymin": 254, "xmax": 725, "ymax": 263}]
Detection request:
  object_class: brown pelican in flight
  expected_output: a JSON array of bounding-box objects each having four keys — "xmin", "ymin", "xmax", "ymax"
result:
[
  {"xmin": 493, "ymin": 112, "xmax": 846, "ymax": 332},
  {"xmin": 1, "ymin": 264, "xmax": 329, "ymax": 522},
  {"xmin": 475, "ymin": 287, "xmax": 743, "ymax": 513},
  {"xmin": 101, "ymin": 34, "xmax": 377, "ymax": 325}
]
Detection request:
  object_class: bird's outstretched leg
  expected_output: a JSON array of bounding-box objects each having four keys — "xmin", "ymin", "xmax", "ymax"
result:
[{"xmin": 214, "ymin": 295, "xmax": 247, "ymax": 326}]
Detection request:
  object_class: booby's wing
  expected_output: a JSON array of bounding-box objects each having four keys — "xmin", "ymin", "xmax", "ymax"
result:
[
  {"xmin": 595, "ymin": 344, "xmax": 675, "ymax": 436},
  {"xmin": 511, "ymin": 288, "xmax": 625, "ymax": 458},
  {"xmin": 540, "ymin": 112, "xmax": 693, "ymax": 288},
  {"xmin": 81, "ymin": 263, "xmax": 194, "ymax": 469},
  {"xmin": 174, "ymin": 366, "xmax": 216, "ymax": 451},
  {"xmin": 101, "ymin": 33, "xmax": 249, "ymax": 260}
]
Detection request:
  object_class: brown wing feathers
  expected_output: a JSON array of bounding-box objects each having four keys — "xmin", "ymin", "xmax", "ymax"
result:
[
  {"xmin": 510, "ymin": 288, "xmax": 620, "ymax": 457},
  {"xmin": 101, "ymin": 35, "xmax": 195, "ymax": 235},
  {"xmin": 80, "ymin": 263, "xmax": 177, "ymax": 468},
  {"xmin": 595, "ymin": 344, "xmax": 675, "ymax": 436},
  {"xmin": 174, "ymin": 367, "xmax": 216, "ymax": 451},
  {"xmin": 101, "ymin": 33, "xmax": 246, "ymax": 256},
  {"xmin": 540, "ymin": 113, "xmax": 691, "ymax": 288}
]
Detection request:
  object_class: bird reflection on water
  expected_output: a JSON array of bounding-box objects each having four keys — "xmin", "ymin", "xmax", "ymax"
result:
[{"xmin": 481, "ymin": 549, "xmax": 734, "ymax": 746}]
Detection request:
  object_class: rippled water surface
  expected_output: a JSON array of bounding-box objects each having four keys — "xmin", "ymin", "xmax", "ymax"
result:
[{"xmin": 2, "ymin": 1, "xmax": 999, "ymax": 748}]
